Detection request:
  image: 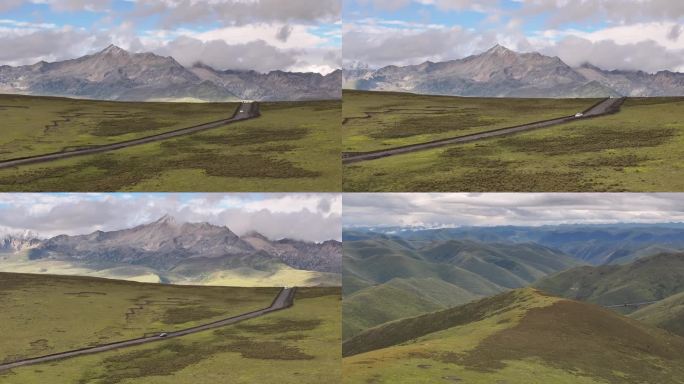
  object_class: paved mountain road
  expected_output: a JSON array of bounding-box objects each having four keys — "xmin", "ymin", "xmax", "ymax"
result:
[
  {"xmin": 0, "ymin": 287, "xmax": 295, "ymax": 372},
  {"xmin": 0, "ymin": 102, "xmax": 260, "ymax": 170},
  {"xmin": 342, "ymin": 97, "xmax": 625, "ymax": 164}
]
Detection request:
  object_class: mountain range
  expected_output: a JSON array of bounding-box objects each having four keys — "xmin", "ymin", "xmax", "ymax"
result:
[
  {"xmin": 342, "ymin": 233, "xmax": 581, "ymax": 339},
  {"xmin": 343, "ymin": 44, "xmax": 684, "ymax": 97},
  {"xmin": 0, "ymin": 45, "xmax": 342, "ymax": 102},
  {"xmin": 353, "ymin": 223, "xmax": 684, "ymax": 264},
  {"xmin": 0, "ymin": 215, "xmax": 341, "ymax": 286}
]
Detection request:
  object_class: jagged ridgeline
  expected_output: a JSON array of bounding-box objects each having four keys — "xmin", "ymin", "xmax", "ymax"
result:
[
  {"xmin": 0, "ymin": 45, "xmax": 341, "ymax": 102},
  {"xmin": 0, "ymin": 215, "xmax": 341, "ymax": 287},
  {"xmin": 344, "ymin": 44, "xmax": 684, "ymax": 97}
]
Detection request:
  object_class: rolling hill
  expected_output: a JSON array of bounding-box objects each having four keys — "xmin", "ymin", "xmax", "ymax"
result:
[
  {"xmin": 0, "ymin": 216, "xmax": 341, "ymax": 287},
  {"xmin": 343, "ymin": 288, "xmax": 684, "ymax": 384},
  {"xmin": 343, "ymin": 233, "xmax": 581, "ymax": 339},
  {"xmin": 343, "ymin": 44, "xmax": 684, "ymax": 97},
  {"xmin": 535, "ymin": 253, "xmax": 684, "ymax": 310},
  {"xmin": 631, "ymin": 291, "xmax": 684, "ymax": 337}
]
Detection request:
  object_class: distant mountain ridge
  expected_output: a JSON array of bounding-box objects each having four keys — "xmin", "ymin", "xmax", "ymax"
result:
[
  {"xmin": 343, "ymin": 44, "xmax": 684, "ymax": 97},
  {"xmin": 353, "ymin": 223, "xmax": 684, "ymax": 265},
  {"xmin": 0, "ymin": 216, "xmax": 341, "ymax": 286},
  {"xmin": 0, "ymin": 45, "xmax": 341, "ymax": 102}
]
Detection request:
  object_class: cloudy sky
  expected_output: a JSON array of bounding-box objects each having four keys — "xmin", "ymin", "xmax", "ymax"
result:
[
  {"xmin": 0, "ymin": 193, "xmax": 341, "ymax": 242},
  {"xmin": 0, "ymin": 0, "xmax": 341, "ymax": 73},
  {"xmin": 343, "ymin": 193, "xmax": 684, "ymax": 228},
  {"xmin": 344, "ymin": 0, "xmax": 684, "ymax": 72}
]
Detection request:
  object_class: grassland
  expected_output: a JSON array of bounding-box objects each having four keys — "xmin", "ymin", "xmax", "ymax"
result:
[
  {"xmin": 343, "ymin": 288, "xmax": 684, "ymax": 384},
  {"xmin": 344, "ymin": 96, "xmax": 684, "ymax": 192},
  {"xmin": 0, "ymin": 250, "xmax": 341, "ymax": 287},
  {"xmin": 0, "ymin": 94, "xmax": 240, "ymax": 160},
  {"xmin": 343, "ymin": 90, "xmax": 599, "ymax": 152},
  {"xmin": 0, "ymin": 272, "xmax": 279, "ymax": 364},
  {"xmin": 0, "ymin": 285, "xmax": 341, "ymax": 384},
  {"xmin": 0, "ymin": 95, "xmax": 341, "ymax": 192}
]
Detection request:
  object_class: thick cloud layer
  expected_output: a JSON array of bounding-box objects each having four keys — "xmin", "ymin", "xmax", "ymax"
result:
[
  {"xmin": 0, "ymin": 0, "xmax": 340, "ymax": 73},
  {"xmin": 343, "ymin": 193, "xmax": 684, "ymax": 228},
  {"xmin": 0, "ymin": 194, "xmax": 342, "ymax": 243},
  {"xmin": 344, "ymin": 0, "xmax": 684, "ymax": 72}
]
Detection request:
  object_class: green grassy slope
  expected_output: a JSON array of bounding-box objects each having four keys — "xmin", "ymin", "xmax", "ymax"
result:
[
  {"xmin": 0, "ymin": 287, "xmax": 341, "ymax": 384},
  {"xmin": 343, "ymin": 288, "xmax": 684, "ymax": 384},
  {"xmin": 343, "ymin": 90, "xmax": 600, "ymax": 152},
  {"xmin": 343, "ymin": 236, "xmax": 580, "ymax": 340},
  {"xmin": 0, "ymin": 272, "xmax": 279, "ymax": 364},
  {"xmin": 535, "ymin": 253, "xmax": 684, "ymax": 311},
  {"xmin": 0, "ymin": 94, "xmax": 240, "ymax": 161},
  {"xmin": 344, "ymin": 97, "xmax": 684, "ymax": 192},
  {"xmin": 631, "ymin": 290, "xmax": 684, "ymax": 337},
  {"xmin": 0, "ymin": 99, "xmax": 341, "ymax": 192}
]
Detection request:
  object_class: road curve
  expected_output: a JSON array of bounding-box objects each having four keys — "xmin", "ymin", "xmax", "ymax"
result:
[
  {"xmin": 0, "ymin": 102, "xmax": 260, "ymax": 170},
  {"xmin": 0, "ymin": 287, "xmax": 295, "ymax": 372},
  {"xmin": 342, "ymin": 97, "xmax": 625, "ymax": 164}
]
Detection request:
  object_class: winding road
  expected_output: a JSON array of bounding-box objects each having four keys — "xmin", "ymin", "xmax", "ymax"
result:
[
  {"xmin": 0, "ymin": 287, "xmax": 295, "ymax": 372},
  {"xmin": 0, "ymin": 101, "xmax": 260, "ymax": 170},
  {"xmin": 342, "ymin": 97, "xmax": 625, "ymax": 164}
]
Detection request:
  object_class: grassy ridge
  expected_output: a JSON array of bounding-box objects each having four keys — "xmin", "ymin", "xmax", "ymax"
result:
[
  {"xmin": 0, "ymin": 97, "xmax": 341, "ymax": 192},
  {"xmin": 0, "ymin": 283, "xmax": 340, "ymax": 384},
  {"xmin": 344, "ymin": 97, "xmax": 684, "ymax": 192},
  {"xmin": 343, "ymin": 288, "xmax": 684, "ymax": 384},
  {"xmin": 535, "ymin": 253, "xmax": 684, "ymax": 311},
  {"xmin": 343, "ymin": 90, "xmax": 599, "ymax": 152},
  {"xmin": 0, "ymin": 272, "xmax": 279, "ymax": 364},
  {"xmin": 630, "ymin": 290, "xmax": 684, "ymax": 336}
]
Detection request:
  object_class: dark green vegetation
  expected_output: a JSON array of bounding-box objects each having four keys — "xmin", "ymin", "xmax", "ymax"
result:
[
  {"xmin": 343, "ymin": 289, "xmax": 684, "ymax": 384},
  {"xmin": 631, "ymin": 291, "xmax": 684, "ymax": 337},
  {"xmin": 343, "ymin": 233, "xmax": 581, "ymax": 340},
  {"xmin": 0, "ymin": 272, "xmax": 278, "ymax": 364},
  {"xmin": 0, "ymin": 283, "xmax": 341, "ymax": 384},
  {"xmin": 343, "ymin": 96, "xmax": 684, "ymax": 192},
  {"xmin": 0, "ymin": 95, "xmax": 341, "ymax": 192},
  {"xmin": 535, "ymin": 253, "xmax": 684, "ymax": 311},
  {"xmin": 342, "ymin": 90, "xmax": 599, "ymax": 152}
]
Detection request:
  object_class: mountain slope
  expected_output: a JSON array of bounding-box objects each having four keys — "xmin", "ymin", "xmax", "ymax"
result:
[
  {"xmin": 631, "ymin": 291, "xmax": 684, "ymax": 337},
  {"xmin": 0, "ymin": 45, "xmax": 341, "ymax": 102},
  {"xmin": 343, "ymin": 234, "xmax": 580, "ymax": 339},
  {"xmin": 344, "ymin": 44, "xmax": 684, "ymax": 97},
  {"xmin": 535, "ymin": 253, "xmax": 684, "ymax": 309},
  {"xmin": 343, "ymin": 288, "xmax": 684, "ymax": 384}
]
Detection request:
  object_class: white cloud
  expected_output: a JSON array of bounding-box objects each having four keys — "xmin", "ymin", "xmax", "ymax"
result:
[
  {"xmin": 343, "ymin": 193, "xmax": 684, "ymax": 228},
  {"xmin": 0, "ymin": 193, "xmax": 341, "ymax": 242}
]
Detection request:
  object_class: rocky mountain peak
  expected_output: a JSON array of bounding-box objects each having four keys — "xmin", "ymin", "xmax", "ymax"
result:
[
  {"xmin": 155, "ymin": 214, "xmax": 177, "ymax": 225},
  {"xmin": 484, "ymin": 44, "xmax": 515, "ymax": 56},
  {"xmin": 99, "ymin": 44, "xmax": 128, "ymax": 56}
]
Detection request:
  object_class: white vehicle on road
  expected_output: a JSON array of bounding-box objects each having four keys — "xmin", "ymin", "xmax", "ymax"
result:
[
  {"xmin": 574, "ymin": 112, "xmax": 584, "ymax": 118},
  {"xmin": 158, "ymin": 333, "xmax": 168, "ymax": 338}
]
